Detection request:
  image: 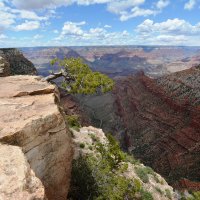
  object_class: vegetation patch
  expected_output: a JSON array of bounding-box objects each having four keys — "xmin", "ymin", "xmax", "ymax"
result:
[
  {"xmin": 135, "ymin": 167, "xmax": 150, "ymax": 183},
  {"xmin": 68, "ymin": 134, "xmax": 156, "ymax": 200},
  {"xmin": 140, "ymin": 189, "xmax": 154, "ymax": 200},
  {"xmin": 187, "ymin": 191, "xmax": 200, "ymax": 200},
  {"xmin": 79, "ymin": 143, "xmax": 85, "ymax": 149},
  {"xmin": 165, "ymin": 189, "xmax": 172, "ymax": 199},
  {"xmin": 155, "ymin": 186, "xmax": 163, "ymax": 195},
  {"xmin": 66, "ymin": 114, "xmax": 81, "ymax": 130}
]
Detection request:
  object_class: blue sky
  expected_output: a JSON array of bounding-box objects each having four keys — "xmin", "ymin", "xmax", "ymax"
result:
[{"xmin": 0, "ymin": 0, "xmax": 200, "ymax": 47}]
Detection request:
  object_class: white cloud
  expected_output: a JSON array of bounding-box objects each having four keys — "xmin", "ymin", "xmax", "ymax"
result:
[
  {"xmin": 120, "ymin": 7, "xmax": 156, "ymax": 21},
  {"xmin": 106, "ymin": 0, "xmax": 157, "ymax": 21},
  {"xmin": 137, "ymin": 18, "xmax": 200, "ymax": 36},
  {"xmin": 0, "ymin": 11, "xmax": 15, "ymax": 29},
  {"xmin": 104, "ymin": 24, "xmax": 112, "ymax": 28},
  {"xmin": 0, "ymin": 34, "xmax": 8, "ymax": 39},
  {"xmin": 11, "ymin": 0, "xmax": 72, "ymax": 10},
  {"xmin": 33, "ymin": 34, "xmax": 43, "ymax": 39},
  {"xmin": 16, "ymin": 10, "xmax": 48, "ymax": 20},
  {"xmin": 60, "ymin": 21, "xmax": 86, "ymax": 37},
  {"xmin": 136, "ymin": 18, "xmax": 200, "ymax": 45},
  {"xmin": 11, "ymin": 0, "xmax": 111, "ymax": 10},
  {"xmin": 0, "ymin": 1, "xmax": 49, "ymax": 33},
  {"xmin": 156, "ymin": 0, "xmax": 170, "ymax": 9},
  {"xmin": 184, "ymin": 0, "xmax": 196, "ymax": 10},
  {"xmin": 15, "ymin": 20, "xmax": 40, "ymax": 31},
  {"xmin": 107, "ymin": 0, "xmax": 145, "ymax": 14},
  {"xmin": 0, "ymin": 2, "xmax": 15, "ymax": 30},
  {"xmin": 10, "ymin": 0, "xmax": 166, "ymax": 22},
  {"xmin": 55, "ymin": 21, "xmax": 131, "ymax": 45}
]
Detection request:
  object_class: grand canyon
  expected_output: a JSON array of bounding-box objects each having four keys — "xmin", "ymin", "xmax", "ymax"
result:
[{"xmin": 19, "ymin": 46, "xmax": 200, "ymax": 192}]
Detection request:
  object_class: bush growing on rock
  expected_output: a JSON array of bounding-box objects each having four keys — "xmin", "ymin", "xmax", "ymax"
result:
[{"xmin": 68, "ymin": 134, "xmax": 153, "ymax": 200}]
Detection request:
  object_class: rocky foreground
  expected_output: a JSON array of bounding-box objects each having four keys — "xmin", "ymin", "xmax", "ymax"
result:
[{"xmin": 0, "ymin": 76, "xmax": 72, "ymax": 199}]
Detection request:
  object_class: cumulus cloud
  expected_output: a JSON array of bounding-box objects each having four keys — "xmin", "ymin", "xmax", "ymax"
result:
[
  {"xmin": 107, "ymin": 0, "xmax": 145, "ymax": 14},
  {"xmin": 156, "ymin": 0, "xmax": 170, "ymax": 9},
  {"xmin": 55, "ymin": 21, "xmax": 131, "ymax": 45},
  {"xmin": 0, "ymin": 1, "xmax": 50, "ymax": 33},
  {"xmin": 0, "ymin": 10, "xmax": 15, "ymax": 30},
  {"xmin": 9, "ymin": 0, "xmax": 166, "ymax": 21},
  {"xmin": 0, "ymin": 34, "xmax": 8, "ymax": 39},
  {"xmin": 136, "ymin": 18, "xmax": 200, "ymax": 45},
  {"xmin": 137, "ymin": 18, "xmax": 200, "ymax": 36},
  {"xmin": 104, "ymin": 24, "xmax": 112, "ymax": 28},
  {"xmin": 120, "ymin": 7, "xmax": 156, "ymax": 21},
  {"xmin": 15, "ymin": 21, "xmax": 40, "ymax": 31},
  {"xmin": 184, "ymin": 0, "xmax": 196, "ymax": 10},
  {"xmin": 33, "ymin": 34, "xmax": 43, "ymax": 39},
  {"xmin": 11, "ymin": 0, "xmax": 111, "ymax": 10},
  {"xmin": 14, "ymin": 10, "xmax": 48, "ymax": 21},
  {"xmin": 0, "ymin": 3, "xmax": 15, "ymax": 30},
  {"xmin": 60, "ymin": 21, "xmax": 86, "ymax": 37},
  {"xmin": 11, "ymin": 0, "xmax": 71, "ymax": 10}
]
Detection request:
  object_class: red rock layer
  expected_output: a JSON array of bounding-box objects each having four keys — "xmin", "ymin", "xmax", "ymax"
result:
[{"xmin": 113, "ymin": 67, "xmax": 200, "ymax": 190}]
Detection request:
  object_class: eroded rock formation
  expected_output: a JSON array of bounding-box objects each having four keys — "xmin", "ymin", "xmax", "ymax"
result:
[
  {"xmin": 0, "ymin": 76, "xmax": 73, "ymax": 199},
  {"xmin": 113, "ymin": 66, "xmax": 200, "ymax": 190},
  {"xmin": 0, "ymin": 48, "xmax": 37, "ymax": 76}
]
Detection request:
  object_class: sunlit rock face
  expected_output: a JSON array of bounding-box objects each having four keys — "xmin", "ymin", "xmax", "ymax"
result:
[{"xmin": 0, "ymin": 75, "xmax": 73, "ymax": 200}]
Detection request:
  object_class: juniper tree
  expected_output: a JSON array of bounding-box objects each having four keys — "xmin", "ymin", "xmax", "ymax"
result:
[{"xmin": 45, "ymin": 57, "xmax": 114, "ymax": 94}]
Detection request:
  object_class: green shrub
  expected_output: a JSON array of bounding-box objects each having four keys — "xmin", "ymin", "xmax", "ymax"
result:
[
  {"xmin": 89, "ymin": 145, "xmax": 93, "ymax": 150},
  {"xmin": 135, "ymin": 167, "xmax": 150, "ymax": 183},
  {"xmin": 89, "ymin": 133, "xmax": 99, "ymax": 142},
  {"xmin": 66, "ymin": 115, "xmax": 80, "ymax": 129},
  {"xmin": 68, "ymin": 134, "xmax": 139, "ymax": 200},
  {"xmin": 134, "ymin": 178, "xmax": 142, "ymax": 192},
  {"xmin": 140, "ymin": 189, "xmax": 154, "ymax": 200},
  {"xmin": 165, "ymin": 189, "xmax": 172, "ymax": 199},
  {"xmin": 155, "ymin": 186, "xmax": 163, "ymax": 195},
  {"xmin": 79, "ymin": 143, "xmax": 85, "ymax": 149},
  {"xmin": 187, "ymin": 191, "xmax": 200, "ymax": 200}
]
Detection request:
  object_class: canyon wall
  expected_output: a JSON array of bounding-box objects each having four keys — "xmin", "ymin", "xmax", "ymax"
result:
[
  {"xmin": 74, "ymin": 66, "xmax": 200, "ymax": 190},
  {"xmin": 113, "ymin": 67, "xmax": 200, "ymax": 190},
  {"xmin": 0, "ymin": 48, "xmax": 37, "ymax": 76},
  {"xmin": 0, "ymin": 76, "xmax": 73, "ymax": 199}
]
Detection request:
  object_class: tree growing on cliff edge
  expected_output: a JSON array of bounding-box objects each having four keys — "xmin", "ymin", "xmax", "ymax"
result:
[{"xmin": 45, "ymin": 57, "xmax": 114, "ymax": 94}]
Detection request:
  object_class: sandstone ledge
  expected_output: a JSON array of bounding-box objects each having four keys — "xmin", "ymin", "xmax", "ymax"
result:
[{"xmin": 0, "ymin": 76, "xmax": 73, "ymax": 200}]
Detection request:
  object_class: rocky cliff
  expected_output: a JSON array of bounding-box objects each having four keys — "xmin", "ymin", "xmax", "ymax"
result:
[
  {"xmin": 70, "ymin": 126, "xmax": 176, "ymax": 200},
  {"xmin": 0, "ymin": 76, "xmax": 73, "ymax": 199},
  {"xmin": 74, "ymin": 66, "xmax": 200, "ymax": 191},
  {"xmin": 0, "ymin": 48, "xmax": 37, "ymax": 76},
  {"xmin": 113, "ymin": 66, "xmax": 200, "ymax": 190}
]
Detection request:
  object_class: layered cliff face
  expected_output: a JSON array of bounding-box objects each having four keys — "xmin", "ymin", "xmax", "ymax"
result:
[
  {"xmin": 113, "ymin": 67, "xmax": 200, "ymax": 190},
  {"xmin": 0, "ymin": 48, "xmax": 37, "ymax": 76},
  {"xmin": 0, "ymin": 76, "xmax": 73, "ymax": 199}
]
